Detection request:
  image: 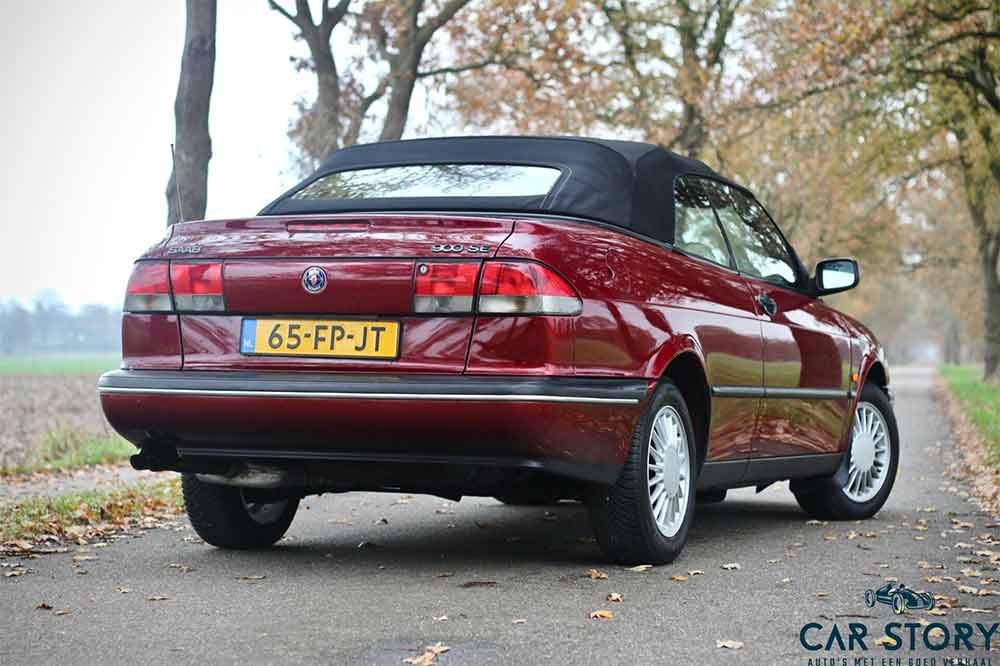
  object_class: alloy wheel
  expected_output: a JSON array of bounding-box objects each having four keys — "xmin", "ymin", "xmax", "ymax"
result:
[
  {"xmin": 647, "ymin": 405, "xmax": 690, "ymax": 538},
  {"xmin": 844, "ymin": 402, "xmax": 890, "ymax": 503}
]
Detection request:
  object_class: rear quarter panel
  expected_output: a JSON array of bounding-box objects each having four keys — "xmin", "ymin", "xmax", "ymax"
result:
[{"xmin": 488, "ymin": 219, "xmax": 764, "ymax": 461}]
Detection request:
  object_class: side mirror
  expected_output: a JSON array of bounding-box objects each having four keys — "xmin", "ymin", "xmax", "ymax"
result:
[{"xmin": 813, "ymin": 258, "xmax": 859, "ymax": 296}]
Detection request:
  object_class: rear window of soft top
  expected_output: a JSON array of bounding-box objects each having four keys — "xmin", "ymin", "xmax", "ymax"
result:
[{"xmin": 291, "ymin": 164, "xmax": 562, "ymax": 200}]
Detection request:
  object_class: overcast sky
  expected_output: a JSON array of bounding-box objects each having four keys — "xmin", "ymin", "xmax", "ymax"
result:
[{"xmin": 0, "ymin": 2, "xmax": 320, "ymax": 310}]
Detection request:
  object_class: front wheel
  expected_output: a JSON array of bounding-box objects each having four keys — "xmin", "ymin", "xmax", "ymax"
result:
[
  {"xmin": 792, "ymin": 383, "xmax": 899, "ymax": 520},
  {"xmin": 588, "ymin": 381, "xmax": 697, "ymax": 565},
  {"xmin": 182, "ymin": 474, "xmax": 299, "ymax": 549},
  {"xmin": 864, "ymin": 589, "xmax": 876, "ymax": 608}
]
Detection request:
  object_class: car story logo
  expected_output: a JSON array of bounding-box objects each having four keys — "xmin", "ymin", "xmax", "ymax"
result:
[
  {"xmin": 798, "ymin": 582, "xmax": 997, "ymax": 659},
  {"xmin": 864, "ymin": 582, "xmax": 935, "ymax": 614}
]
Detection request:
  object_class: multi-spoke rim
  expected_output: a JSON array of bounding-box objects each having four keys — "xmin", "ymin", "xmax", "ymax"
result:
[
  {"xmin": 844, "ymin": 401, "xmax": 890, "ymax": 503},
  {"xmin": 647, "ymin": 405, "xmax": 690, "ymax": 538},
  {"xmin": 241, "ymin": 491, "xmax": 288, "ymax": 526}
]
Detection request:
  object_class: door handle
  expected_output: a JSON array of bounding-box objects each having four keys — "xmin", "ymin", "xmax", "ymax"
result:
[{"xmin": 757, "ymin": 294, "xmax": 778, "ymax": 317}]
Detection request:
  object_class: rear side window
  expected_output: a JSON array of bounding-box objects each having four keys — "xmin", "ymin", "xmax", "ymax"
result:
[
  {"xmin": 701, "ymin": 180, "xmax": 799, "ymax": 287},
  {"xmin": 292, "ymin": 164, "xmax": 562, "ymax": 200},
  {"xmin": 673, "ymin": 177, "xmax": 733, "ymax": 268}
]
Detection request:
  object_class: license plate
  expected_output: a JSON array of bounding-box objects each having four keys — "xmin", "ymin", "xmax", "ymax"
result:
[{"xmin": 240, "ymin": 319, "xmax": 401, "ymax": 359}]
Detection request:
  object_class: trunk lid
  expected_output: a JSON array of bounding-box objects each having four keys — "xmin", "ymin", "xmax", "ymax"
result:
[{"xmin": 152, "ymin": 214, "xmax": 514, "ymax": 373}]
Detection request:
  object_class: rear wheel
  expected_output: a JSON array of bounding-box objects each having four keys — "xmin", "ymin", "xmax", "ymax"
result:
[
  {"xmin": 182, "ymin": 474, "xmax": 299, "ymax": 549},
  {"xmin": 792, "ymin": 383, "xmax": 898, "ymax": 520},
  {"xmin": 588, "ymin": 381, "xmax": 697, "ymax": 565}
]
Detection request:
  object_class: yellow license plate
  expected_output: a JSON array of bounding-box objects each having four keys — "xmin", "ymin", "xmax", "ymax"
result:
[{"xmin": 240, "ymin": 319, "xmax": 401, "ymax": 359}]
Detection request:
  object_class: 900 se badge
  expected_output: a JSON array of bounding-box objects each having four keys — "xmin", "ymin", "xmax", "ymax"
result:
[{"xmin": 432, "ymin": 244, "xmax": 490, "ymax": 253}]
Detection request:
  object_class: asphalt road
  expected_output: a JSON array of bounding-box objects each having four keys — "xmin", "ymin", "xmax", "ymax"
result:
[{"xmin": 3, "ymin": 367, "xmax": 998, "ymax": 665}]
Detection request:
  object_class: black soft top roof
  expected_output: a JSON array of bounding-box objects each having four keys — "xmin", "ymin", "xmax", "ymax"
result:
[{"xmin": 261, "ymin": 136, "xmax": 730, "ymax": 243}]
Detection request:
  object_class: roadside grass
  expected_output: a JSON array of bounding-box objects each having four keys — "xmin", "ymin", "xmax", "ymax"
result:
[
  {"xmin": 1, "ymin": 431, "xmax": 135, "ymax": 476},
  {"xmin": 0, "ymin": 354, "xmax": 120, "ymax": 376},
  {"xmin": 940, "ymin": 365, "xmax": 1000, "ymax": 464},
  {"xmin": 0, "ymin": 478, "xmax": 182, "ymax": 545}
]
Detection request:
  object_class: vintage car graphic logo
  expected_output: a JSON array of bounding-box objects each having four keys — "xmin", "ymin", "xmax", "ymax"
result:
[
  {"xmin": 302, "ymin": 266, "xmax": 328, "ymax": 294},
  {"xmin": 864, "ymin": 582, "xmax": 935, "ymax": 614}
]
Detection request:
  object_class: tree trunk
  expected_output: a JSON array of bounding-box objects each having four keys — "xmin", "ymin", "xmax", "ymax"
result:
[
  {"xmin": 166, "ymin": 0, "xmax": 217, "ymax": 226},
  {"xmin": 982, "ymin": 237, "xmax": 1000, "ymax": 381},
  {"xmin": 379, "ymin": 49, "xmax": 421, "ymax": 141}
]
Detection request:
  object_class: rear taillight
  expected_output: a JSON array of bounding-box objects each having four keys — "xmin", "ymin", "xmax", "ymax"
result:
[
  {"xmin": 411, "ymin": 260, "xmax": 582, "ymax": 316},
  {"xmin": 124, "ymin": 261, "xmax": 171, "ymax": 312},
  {"xmin": 171, "ymin": 262, "xmax": 225, "ymax": 311},
  {"xmin": 124, "ymin": 261, "xmax": 225, "ymax": 313},
  {"xmin": 414, "ymin": 262, "xmax": 479, "ymax": 313},
  {"xmin": 478, "ymin": 261, "xmax": 581, "ymax": 315}
]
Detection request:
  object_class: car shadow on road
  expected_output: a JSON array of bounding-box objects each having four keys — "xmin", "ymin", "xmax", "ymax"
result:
[{"xmin": 163, "ymin": 492, "xmax": 878, "ymax": 571}]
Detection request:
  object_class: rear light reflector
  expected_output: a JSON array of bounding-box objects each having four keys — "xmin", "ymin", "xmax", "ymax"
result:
[
  {"xmin": 414, "ymin": 262, "xmax": 480, "ymax": 313},
  {"xmin": 478, "ymin": 262, "xmax": 581, "ymax": 315},
  {"xmin": 124, "ymin": 261, "xmax": 171, "ymax": 312},
  {"xmin": 170, "ymin": 262, "xmax": 225, "ymax": 311}
]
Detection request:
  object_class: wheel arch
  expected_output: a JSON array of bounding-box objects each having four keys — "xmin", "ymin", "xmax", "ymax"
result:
[{"xmin": 659, "ymin": 350, "xmax": 711, "ymax": 473}]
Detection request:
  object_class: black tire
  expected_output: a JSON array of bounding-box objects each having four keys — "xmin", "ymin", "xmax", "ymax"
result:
[
  {"xmin": 893, "ymin": 594, "xmax": 905, "ymax": 615},
  {"xmin": 792, "ymin": 383, "xmax": 899, "ymax": 521},
  {"xmin": 864, "ymin": 589, "xmax": 876, "ymax": 608},
  {"xmin": 587, "ymin": 381, "xmax": 697, "ymax": 565},
  {"xmin": 181, "ymin": 474, "xmax": 299, "ymax": 549}
]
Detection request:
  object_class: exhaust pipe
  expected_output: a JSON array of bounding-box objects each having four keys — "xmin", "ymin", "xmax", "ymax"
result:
[{"xmin": 197, "ymin": 463, "xmax": 296, "ymax": 489}]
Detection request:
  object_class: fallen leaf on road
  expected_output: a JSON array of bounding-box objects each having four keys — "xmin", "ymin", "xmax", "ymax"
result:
[
  {"xmin": 875, "ymin": 636, "xmax": 895, "ymax": 646},
  {"xmin": 670, "ymin": 575, "xmax": 688, "ymax": 582},
  {"xmin": 959, "ymin": 585, "xmax": 979, "ymax": 595},
  {"xmin": 357, "ymin": 541, "xmax": 376, "ymax": 549},
  {"xmin": 146, "ymin": 596, "xmax": 169, "ymax": 602},
  {"xmin": 434, "ymin": 508, "xmax": 454, "ymax": 515},
  {"xmin": 823, "ymin": 534, "xmax": 839, "ymax": 541},
  {"xmin": 512, "ymin": 618, "xmax": 527, "ymax": 624},
  {"xmin": 460, "ymin": 580, "xmax": 498, "ymax": 588},
  {"xmin": 36, "ymin": 602, "xmax": 52, "ymax": 610},
  {"xmin": 238, "ymin": 575, "xmax": 266, "ymax": 582},
  {"xmin": 54, "ymin": 608, "xmax": 71, "ymax": 616},
  {"xmin": 434, "ymin": 572, "xmax": 453, "ymax": 578},
  {"xmin": 374, "ymin": 517, "xmax": 388, "ymax": 525},
  {"xmin": 716, "ymin": 640, "xmax": 744, "ymax": 650},
  {"xmin": 816, "ymin": 592, "xmax": 829, "ymax": 598},
  {"xmin": 627, "ymin": 564, "xmax": 653, "ymax": 572},
  {"xmin": 687, "ymin": 570, "xmax": 705, "ymax": 576},
  {"xmin": 584, "ymin": 568, "xmax": 608, "ymax": 580},
  {"xmin": 72, "ymin": 555, "xmax": 97, "ymax": 563},
  {"xmin": 721, "ymin": 563, "xmax": 741, "ymax": 571},
  {"xmin": 590, "ymin": 610, "xmax": 614, "ymax": 620},
  {"xmin": 962, "ymin": 607, "xmax": 993, "ymax": 614},
  {"xmin": 927, "ymin": 608, "xmax": 949, "ymax": 616},
  {"xmin": 432, "ymin": 615, "xmax": 448, "ymax": 622},
  {"xmin": 167, "ymin": 563, "xmax": 193, "ymax": 573},
  {"xmin": 4, "ymin": 569, "xmax": 26, "ymax": 577},
  {"xmin": 780, "ymin": 577, "xmax": 792, "ymax": 584},
  {"xmin": 926, "ymin": 576, "xmax": 944, "ymax": 584},
  {"xmin": 805, "ymin": 520, "xmax": 826, "ymax": 526},
  {"xmin": 403, "ymin": 642, "xmax": 450, "ymax": 666},
  {"xmin": 607, "ymin": 592, "xmax": 624, "ymax": 603},
  {"xmin": 115, "ymin": 586, "xmax": 131, "ymax": 594},
  {"xmin": 767, "ymin": 559, "xmax": 780, "ymax": 564}
]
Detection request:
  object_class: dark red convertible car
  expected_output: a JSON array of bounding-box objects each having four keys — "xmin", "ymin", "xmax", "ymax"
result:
[{"xmin": 99, "ymin": 137, "xmax": 898, "ymax": 564}]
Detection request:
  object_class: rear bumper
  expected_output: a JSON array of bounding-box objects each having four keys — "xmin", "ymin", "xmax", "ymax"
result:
[{"xmin": 98, "ymin": 370, "xmax": 650, "ymax": 484}]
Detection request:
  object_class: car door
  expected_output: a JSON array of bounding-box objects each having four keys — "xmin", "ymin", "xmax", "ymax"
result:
[
  {"xmin": 703, "ymin": 181, "xmax": 853, "ymax": 458},
  {"xmin": 672, "ymin": 176, "xmax": 763, "ymax": 481}
]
